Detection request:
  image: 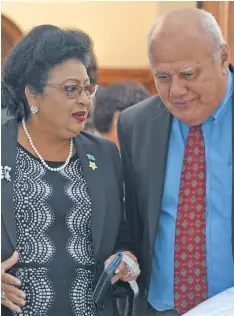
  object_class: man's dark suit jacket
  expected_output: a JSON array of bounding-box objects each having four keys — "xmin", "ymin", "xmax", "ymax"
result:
[
  {"xmin": 1, "ymin": 119, "xmax": 132, "ymax": 316},
  {"xmin": 117, "ymin": 65, "xmax": 234, "ymax": 316}
]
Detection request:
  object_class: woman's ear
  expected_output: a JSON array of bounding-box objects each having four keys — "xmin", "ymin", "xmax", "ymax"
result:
[
  {"xmin": 25, "ymin": 86, "xmax": 40, "ymax": 114},
  {"xmin": 25, "ymin": 86, "xmax": 39, "ymax": 105}
]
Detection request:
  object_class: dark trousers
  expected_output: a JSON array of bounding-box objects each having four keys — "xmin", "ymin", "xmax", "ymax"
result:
[{"xmin": 148, "ymin": 304, "xmax": 179, "ymax": 316}]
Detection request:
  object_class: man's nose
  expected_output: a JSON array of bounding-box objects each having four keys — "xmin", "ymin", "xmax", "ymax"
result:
[{"xmin": 169, "ymin": 77, "xmax": 187, "ymax": 99}]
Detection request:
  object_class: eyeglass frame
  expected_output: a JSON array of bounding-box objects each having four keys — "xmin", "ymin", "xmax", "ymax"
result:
[{"xmin": 44, "ymin": 79, "xmax": 98, "ymax": 99}]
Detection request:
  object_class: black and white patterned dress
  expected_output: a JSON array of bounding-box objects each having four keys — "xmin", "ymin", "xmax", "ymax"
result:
[{"xmin": 10, "ymin": 144, "xmax": 97, "ymax": 316}]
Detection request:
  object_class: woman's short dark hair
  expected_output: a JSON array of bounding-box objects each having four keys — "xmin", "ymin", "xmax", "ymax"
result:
[
  {"xmin": 1, "ymin": 24, "xmax": 92, "ymax": 121},
  {"xmin": 87, "ymin": 48, "xmax": 98, "ymax": 85}
]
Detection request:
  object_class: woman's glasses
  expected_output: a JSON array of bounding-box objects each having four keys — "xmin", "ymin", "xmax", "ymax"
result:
[{"xmin": 45, "ymin": 80, "xmax": 98, "ymax": 99}]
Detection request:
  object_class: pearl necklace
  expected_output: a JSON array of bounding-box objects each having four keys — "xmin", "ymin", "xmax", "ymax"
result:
[{"xmin": 22, "ymin": 118, "xmax": 73, "ymax": 172}]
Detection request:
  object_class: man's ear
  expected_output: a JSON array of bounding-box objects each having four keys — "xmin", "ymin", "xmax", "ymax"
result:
[{"xmin": 220, "ymin": 43, "xmax": 230, "ymax": 75}]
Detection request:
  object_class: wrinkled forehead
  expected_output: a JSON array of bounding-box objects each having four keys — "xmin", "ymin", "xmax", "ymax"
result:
[
  {"xmin": 149, "ymin": 31, "xmax": 213, "ymax": 71},
  {"xmin": 153, "ymin": 64, "xmax": 199, "ymax": 77}
]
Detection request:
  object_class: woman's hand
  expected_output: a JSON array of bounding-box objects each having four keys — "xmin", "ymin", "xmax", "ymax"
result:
[
  {"xmin": 1, "ymin": 251, "xmax": 26, "ymax": 313},
  {"xmin": 105, "ymin": 251, "xmax": 139, "ymax": 284}
]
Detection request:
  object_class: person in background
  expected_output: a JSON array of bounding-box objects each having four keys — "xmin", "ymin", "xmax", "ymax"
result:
[
  {"xmin": 1, "ymin": 24, "xmax": 138, "ymax": 316},
  {"xmin": 118, "ymin": 8, "xmax": 234, "ymax": 316},
  {"xmin": 93, "ymin": 82, "xmax": 150, "ymax": 149}
]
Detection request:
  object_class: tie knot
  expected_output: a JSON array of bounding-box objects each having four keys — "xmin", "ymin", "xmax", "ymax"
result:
[
  {"xmin": 189, "ymin": 125, "xmax": 203, "ymax": 139},
  {"xmin": 191, "ymin": 125, "xmax": 201, "ymax": 131}
]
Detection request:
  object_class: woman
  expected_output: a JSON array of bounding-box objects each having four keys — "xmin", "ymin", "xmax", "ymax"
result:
[{"xmin": 1, "ymin": 25, "xmax": 137, "ymax": 316}]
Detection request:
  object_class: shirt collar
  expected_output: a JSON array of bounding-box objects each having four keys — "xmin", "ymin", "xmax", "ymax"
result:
[{"xmin": 212, "ymin": 69, "xmax": 233, "ymax": 124}]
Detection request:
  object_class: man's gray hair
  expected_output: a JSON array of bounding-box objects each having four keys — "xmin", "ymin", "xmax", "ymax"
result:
[{"xmin": 148, "ymin": 9, "xmax": 225, "ymax": 63}]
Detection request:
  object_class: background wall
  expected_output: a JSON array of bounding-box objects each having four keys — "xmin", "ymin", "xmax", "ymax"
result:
[{"xmin": 1, "ymin": 1, "xmax": 196, "ymax": 68}]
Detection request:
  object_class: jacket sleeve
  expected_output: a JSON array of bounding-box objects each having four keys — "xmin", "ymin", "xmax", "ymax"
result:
[
  {"xmin": 117, "ymin": 112, "xmax": 143, "ymax": 259},
  {"xmin": 108, "ymin": 140, "xmax": 134, "ymax": 254}
]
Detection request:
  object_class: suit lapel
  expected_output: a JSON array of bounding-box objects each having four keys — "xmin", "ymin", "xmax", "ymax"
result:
[
  {"xmin": 1, "ymin": 119, "xmax": 18, "ymax": 249},
  {"xmin": 74, "ymin": 135, "xmax": 106, "ymax": 258},
  {"xmin": 147, "ymin": 105, "xmax": 172, "ymax": 250}
]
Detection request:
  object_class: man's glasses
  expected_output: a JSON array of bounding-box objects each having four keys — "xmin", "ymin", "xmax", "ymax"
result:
[{"xmin": 45, "ymin": 80, "xmax": 98, "ymax": 99}]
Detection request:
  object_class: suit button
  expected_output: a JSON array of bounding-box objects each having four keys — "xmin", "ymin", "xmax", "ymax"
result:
[
  {"xmin": 98, "ymin": 301, "xmax": 104, "ymax": 311},
  {"xmin": 144, "ymin": 289, "xmax": 148, "ymax": 296}
]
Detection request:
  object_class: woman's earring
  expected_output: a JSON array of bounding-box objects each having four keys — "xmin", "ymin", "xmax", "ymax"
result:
[{"xmin": 30, "ymin": 105, "xmax": 38, "ymax": 114}]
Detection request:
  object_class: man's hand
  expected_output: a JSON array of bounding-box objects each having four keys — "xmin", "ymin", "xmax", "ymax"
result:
[
  {"xmin": 1, "ymin": 251, "xmax": 26, "ymax": 313},
  {"xmin": 105, "ymin": 251, "xmax": 138, "ymax": 284}
]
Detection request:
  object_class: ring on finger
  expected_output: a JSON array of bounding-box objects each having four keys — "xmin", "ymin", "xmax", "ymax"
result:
[{"xmin": 126, "ymin": 268, "xmax": 135, "ymax": 277}]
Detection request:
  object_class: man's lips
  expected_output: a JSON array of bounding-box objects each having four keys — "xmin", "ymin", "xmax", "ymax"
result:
[
  {"xmin": 72, "ymin": 111, "xmax": 86, "ymax": 122},
  {"xmin": 173, "ymin": 98, "xmax": 196, "ymax": 108}
]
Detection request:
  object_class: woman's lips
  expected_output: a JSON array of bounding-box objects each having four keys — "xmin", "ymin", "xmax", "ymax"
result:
[{"xmin": 72, "ymin": 112, "xmax": 86, "ymax": 122}]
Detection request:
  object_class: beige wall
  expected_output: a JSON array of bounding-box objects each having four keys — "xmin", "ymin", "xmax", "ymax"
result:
[
  {"xmin": 155, "ymin": 1, "xmax": 196, "ymax": 15},
  {"xmin": 2, "ymin": 1, "xmax": 196, "ymax": 68}
]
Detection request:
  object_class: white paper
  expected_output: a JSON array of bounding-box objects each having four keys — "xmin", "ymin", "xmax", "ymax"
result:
[{"xmin": 182, "ymin": 287, "xmax": 234, "ymax": 316}]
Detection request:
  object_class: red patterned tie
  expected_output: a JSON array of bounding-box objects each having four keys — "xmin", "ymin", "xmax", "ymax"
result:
[{"xmin": 174, "ymin": 126, "xmax": 208, "ymax": 314}]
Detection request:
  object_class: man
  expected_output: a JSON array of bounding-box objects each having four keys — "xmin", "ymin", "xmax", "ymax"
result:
[
  {"xmin": 118, "ymin": 8, "xmax": 234, "ymax": 316},
  {"xmin": 93, "ymin": 82, "xmax": 150, "ymax": 149}
]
